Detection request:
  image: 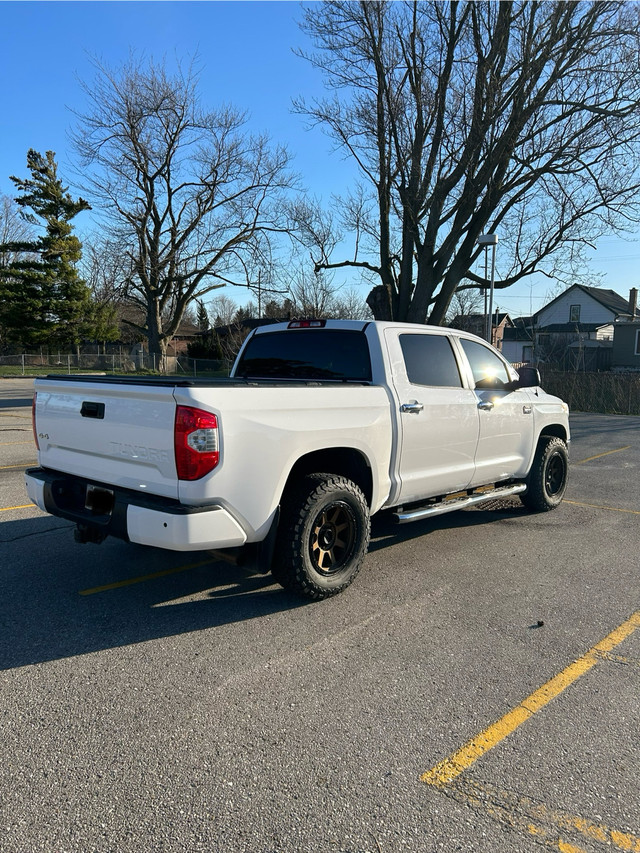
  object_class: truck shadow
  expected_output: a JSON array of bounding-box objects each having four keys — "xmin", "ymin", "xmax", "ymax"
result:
[
  {"xmin": 2, "ymin": 502, "xmax": 526, "ymax": 671},
  {"xmin": 1, "ymin": 517, "xmax": 308, "ymax": 670},
  {"xmin": 369, "ymin": 498, "xmax": 527, "ymax": 551}
]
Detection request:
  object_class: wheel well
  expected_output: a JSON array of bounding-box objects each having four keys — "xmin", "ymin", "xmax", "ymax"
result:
[
  {"xmin": 539, "ymin": 424, "xmax": 568, "ymax": 443},
  {"xmin": 283, "ymin": 448, "xmax": 373, "ymax": 507}
]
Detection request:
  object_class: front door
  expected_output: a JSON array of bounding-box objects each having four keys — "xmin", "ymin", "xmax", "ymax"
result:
[{"xmin": 456, "ymin": 337, "xmax": 534, "ymax": 486}]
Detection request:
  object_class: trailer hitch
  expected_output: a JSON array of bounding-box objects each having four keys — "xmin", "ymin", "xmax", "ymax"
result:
[{"xmin": 74, "ymin": 523, "xmax": 108, "ymax": 545}]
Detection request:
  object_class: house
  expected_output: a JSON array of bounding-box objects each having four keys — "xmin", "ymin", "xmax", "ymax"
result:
[
  {"xmin": 529, "ymin": 284, "xmax": 634, "ymax": 370},
  {"xmin": 534, "ymin": 283, "xmax": 632, "ymax": 328},
  {"xmin": 611, "ymin": 288, "xmax": 640, "ymax": 371},
  {"xmin": 449, "ymin": 312, "xmax": 513, "ymax": 351},
  {"xmin": 501, "ymin": 317, "xmax": 534, "ymax": 365},
  {"xmin": 165, "ymin": 320, "xmax": 200, "ymax": 357}
]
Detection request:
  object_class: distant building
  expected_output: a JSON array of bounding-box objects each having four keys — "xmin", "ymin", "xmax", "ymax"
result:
[
  {"xmin": 611, "ymin": 287, "xmax": 640, "ymax": 371},
  {"xmin": 500, "ymin": 285, "xmax": 635, "ymax": 370},
  {"xmin": 448, "ymin": 312, "xmax": 513, "ymax": 351},
  {"xmin": 501, "ymin": 317, "xmax": 534, "ymax": 365},
  {"xmin": 532, "ymin": 284, "xmax": 635, "ymax": 371}
]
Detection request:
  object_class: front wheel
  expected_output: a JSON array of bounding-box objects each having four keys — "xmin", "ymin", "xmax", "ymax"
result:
[
  {"xmin": 520, "ymin": 436, "xmax": 569, "ymax": 512},
  {"xmin": 271, "ymin": 474, "xmax": 370, "ymax": 599}
]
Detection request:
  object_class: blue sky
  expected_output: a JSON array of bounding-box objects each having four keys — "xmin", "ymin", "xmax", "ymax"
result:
[{"xmin": 1, "ymin": 0, "xmax": 639, "ymax": 317}]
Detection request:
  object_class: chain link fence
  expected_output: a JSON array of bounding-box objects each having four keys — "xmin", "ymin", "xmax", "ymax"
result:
[
  {"xmin": 0, "ymin": 353, "xmax": 231, "ymax": 377},
  {"xmin": 2, "ymin": 353, "xmax": 640, "ymax": 414}
]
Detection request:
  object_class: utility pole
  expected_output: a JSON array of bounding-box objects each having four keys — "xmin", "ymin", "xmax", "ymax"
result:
[{"xmin": 478, "ymin": 234, "xmax": 498, "ymax": 343}]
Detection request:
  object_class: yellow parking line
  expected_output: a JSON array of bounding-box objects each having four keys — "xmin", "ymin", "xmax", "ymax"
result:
[
  {"xmin": 442, "ymin": 778, "xmax": 640, "ymax": 853},
  {"xmin": 575, "ymin": 446, "xmax": 630, "ymax": 465},
  {"xmin": 0, "ymin": 504, "xmax": 36, "ymax": 512},
  {"xmin": 0, "ymin": 463, "xmax": 36, "ymax": 470},
  {"xmin": 0, "ymin": 441, "xmax": 33, "ymax": 446},
  {"xmin": 564, "ymin": 500, "xmax": 640, "ymax": 516},
  {"xmin": 421, "ymin": 610, "xmax": 640, "ymax": 788},
  {"xmin": 79, "ymin": 557, "xmax": 215, "ymax": 595}
]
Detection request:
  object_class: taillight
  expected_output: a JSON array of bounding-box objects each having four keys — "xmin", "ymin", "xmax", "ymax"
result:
[
  {"xmin": 174, "ymin": 406, "xmax": 219, "ymax": 481},
  {"xmin": 32, "ymin": 392, "xmax": 39, "ymax": 450},
  {"xmin": 287, "ymin": 319, "xmax": 326, "ymax": 328}
]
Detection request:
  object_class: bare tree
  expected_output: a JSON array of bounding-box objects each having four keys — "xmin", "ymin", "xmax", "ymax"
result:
[
  {"xmin": 72, "ymin": 56, "xmax": 296, "ymax": 362},
  {"xmin": 208, "ymin": 293, "xmax": 239, "ymax": 328},
  {"xmin": 288, "ymin": 269, "xmax": 340, "ymax": 318},
  {"xmin": 296, "ymin": 1, "xmax": 640, "ymax": 324},
  {"xmin": 333, "ymin": 286, "xmax": 373, "ymax": 320},
  {"xmin": 0, "ymin": 194, "xmax": 33, "ymax": 269},
  {"xmin": 445, "ymin": 286, "xmax": 484, "ymax": 326}
]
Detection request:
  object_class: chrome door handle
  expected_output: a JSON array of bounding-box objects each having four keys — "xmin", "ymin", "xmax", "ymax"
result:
[
  {"xmin": 478, "ymin": 401, "xmax": 494, "ymax": 411},
  {"xmin": 401, "ymin": 401, "xmax": 424, "ymax": 414}
]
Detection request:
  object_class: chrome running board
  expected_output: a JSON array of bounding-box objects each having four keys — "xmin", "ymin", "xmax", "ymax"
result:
[{"xmin": 394, "ymin": 484, "xmax": 526, "ymax": 524}]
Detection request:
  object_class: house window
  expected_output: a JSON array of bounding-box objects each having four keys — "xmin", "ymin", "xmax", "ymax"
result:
[
  {"xmin": 569, "ymin": 304, "xmax": 581, "ymax": 322},
  {"xmin": 635, "ymin": 329, "xmax": 640, "ymax": 356}
]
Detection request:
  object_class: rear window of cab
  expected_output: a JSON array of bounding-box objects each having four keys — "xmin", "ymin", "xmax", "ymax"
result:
[{"xmin": 235, "ymin": 329, "xmax": 372, "ymax": 381}]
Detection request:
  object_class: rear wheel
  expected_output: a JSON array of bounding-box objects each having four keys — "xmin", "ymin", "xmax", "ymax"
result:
[
  {"xmin": 520, "ymin": 436, "xmax": 569, "ymax": 512},
  {"xmin": 271, "ymin": 473, "xmax": 370, "ymax": 599}
]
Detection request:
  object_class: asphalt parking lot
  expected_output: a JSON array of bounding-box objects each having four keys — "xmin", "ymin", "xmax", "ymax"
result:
[{"xmin": 1, "ymin": 378, "xmax": 638, "ymax": 853}]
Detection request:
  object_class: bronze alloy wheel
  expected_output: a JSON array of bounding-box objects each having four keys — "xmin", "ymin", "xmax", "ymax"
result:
[
  {"xmin": 309, "ymin": 500, "xmax": 357, "ymax": 574},
  {"xmin": 272, "ymin": 473, "xmax": 371, "ymax": 598}
]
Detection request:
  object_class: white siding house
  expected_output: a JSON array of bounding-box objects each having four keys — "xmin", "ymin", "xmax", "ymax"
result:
[
  {"xmin": 534, "ymin": 284, "xmax": 630, "ymax": 327},
  {"xmin": 507, "ymin": 285, "xmax": 633, "ymax": 370}
]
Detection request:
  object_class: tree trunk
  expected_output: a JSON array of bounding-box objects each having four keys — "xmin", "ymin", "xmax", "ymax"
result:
[{"xmin": 146, "ymin": 299, "xmax": 168, "ymax": 373}]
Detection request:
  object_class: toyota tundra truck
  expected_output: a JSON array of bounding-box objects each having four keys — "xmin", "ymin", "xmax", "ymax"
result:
[{"xmin": 25, "ymin": 320, "xmax": 570, "ymax": 599}]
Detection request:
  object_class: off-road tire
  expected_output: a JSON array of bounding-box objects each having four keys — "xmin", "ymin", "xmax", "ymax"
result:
[
  {"xmin": 520, "ymin": 436, "xmax": 569, "ymax": 512},
  {"xmin": 271, "ymin": 473, "xmax": 370, "ymax": 599}
]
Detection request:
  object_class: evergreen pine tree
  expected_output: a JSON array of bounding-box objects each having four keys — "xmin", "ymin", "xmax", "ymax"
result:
[
  {"xmin": 196, "ymin": 299, "xmax": 210, "ymax": 333},
  {"xmin": 0, "ymin": 150, "xmax": 91, "ymax": 349}
]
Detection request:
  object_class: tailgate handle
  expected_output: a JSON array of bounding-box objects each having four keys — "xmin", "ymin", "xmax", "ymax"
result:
[{"xmin": 81, "ymin": 401, "xmax": 105, "ymax": 419}]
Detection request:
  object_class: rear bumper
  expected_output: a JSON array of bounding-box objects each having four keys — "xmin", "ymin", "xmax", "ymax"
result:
[{"xmin": 25, "ymin": 467, "xmax": 247, "ymax": 551}]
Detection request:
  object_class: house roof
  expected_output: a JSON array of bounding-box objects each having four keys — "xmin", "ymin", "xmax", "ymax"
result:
[
  {"xmin": 568, "ymin": 339, "xmax": 613, "ymax": 349},
  {"xmin": 450, "ymin": 312, "xmax": 513, "ymax": 329},
  {"xmin": 534, "ymin": 284, "xmax": 630, "ymax": 321},
  {"xmin": 503, "ymin": 325, "xmax": 533, "ymax": 341}
]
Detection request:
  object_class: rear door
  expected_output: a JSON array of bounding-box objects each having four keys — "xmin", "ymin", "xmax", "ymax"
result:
[{"xmin": 384, "ymin": 329, "xmax": 479, "ymax": 503}]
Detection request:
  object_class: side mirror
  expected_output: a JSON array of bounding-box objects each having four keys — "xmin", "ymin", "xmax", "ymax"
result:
[{"xmin": 516, "ymin": 365, "xmax": 541, "ymax": 388}]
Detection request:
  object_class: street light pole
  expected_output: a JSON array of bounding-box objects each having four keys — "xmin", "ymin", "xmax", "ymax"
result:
[{"xmin": 477, "ymin": 234, "xmax": 498, "ymax": 342}]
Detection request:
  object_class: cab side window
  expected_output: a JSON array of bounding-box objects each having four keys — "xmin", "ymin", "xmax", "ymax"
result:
[
  {"xmin": 459, "ymin": 338, "xmax": 511, "ymax": 388},
  {"xmin": 399, "ymin": 334, "xmax": 463, "ymax": 387}
]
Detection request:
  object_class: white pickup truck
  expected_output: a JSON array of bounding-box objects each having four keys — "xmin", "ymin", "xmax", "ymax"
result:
[{"xmin": 26, "ymin": 320, "xmax": 569, "ymax": 599}]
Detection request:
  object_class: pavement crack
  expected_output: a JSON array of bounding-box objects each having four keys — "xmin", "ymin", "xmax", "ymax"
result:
[{"xmin": 1, "ymin": 524, "xmax": 71, "ymax": 543}]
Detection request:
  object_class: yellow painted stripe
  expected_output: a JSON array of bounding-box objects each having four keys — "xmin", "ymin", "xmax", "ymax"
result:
[
  {"xmin": 0, "ymin": 441, "xmax": 33, "ymax": 446},
  {"xmin": 79, "ymin": 557, "xmax": 215, "ymax": 596},
  {"xmin": 557, "ymin": 842, "xmax": 586, "ymax": 853},
  {"xmin": 444, "ymin": 778, "xmax": 640, "ymax": 853},
  {"xmin": 575, "ymin": 446, "xmax": 630, "ymax": 464},
  {"xmin": 0, "ymin": 504, "xmax": 36, "ymax": 513},
  {"xmin": 564, "ymin": 499, "xmax": 640, "ymax": 516},
  {"xmin": 421, "ymin": 610, "xmax": 640, "ymax": 787},
  {"xmin": 0, "ymin": 463, "xmax": 36, "ymax": 470}
]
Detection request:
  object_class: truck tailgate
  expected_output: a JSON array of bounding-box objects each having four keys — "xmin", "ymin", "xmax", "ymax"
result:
[{"xmin": 34, "ymin": 378, "xmax": 179, "ymax": 499}]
